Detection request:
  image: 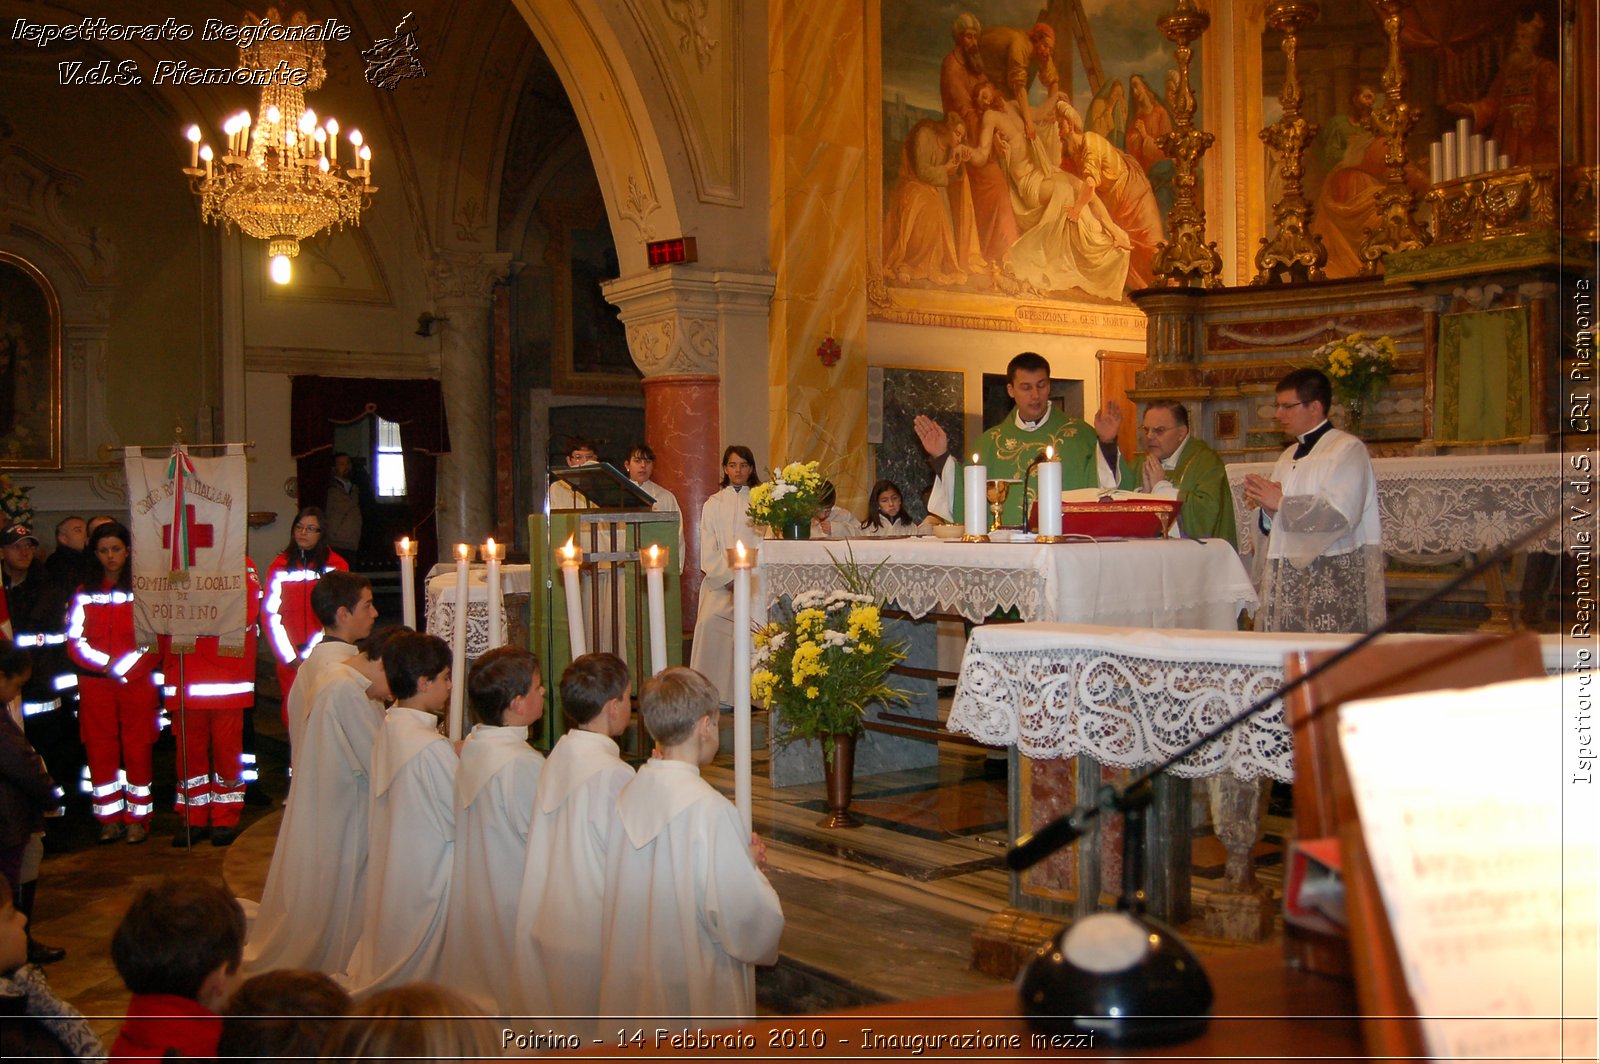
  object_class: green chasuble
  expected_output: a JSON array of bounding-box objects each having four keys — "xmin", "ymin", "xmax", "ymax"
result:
[
  {"xmin": 952, "ymin": 408, "xmax": 1109, "ymax": 527},
  {"xmin": 1126, "ymin": 436, "xmax": 1238, "ymax": 547}
]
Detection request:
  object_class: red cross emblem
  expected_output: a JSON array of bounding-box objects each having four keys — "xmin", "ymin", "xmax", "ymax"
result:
[
  {"xmin": 161, "ymin": 505, "xmax": 215, "ymax": 566},
  {"xmin": 817, "ymin": 336, "xmax": 841, "ymax": 367}
]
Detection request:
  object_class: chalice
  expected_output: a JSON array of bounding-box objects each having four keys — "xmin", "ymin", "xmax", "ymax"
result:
[{"xmin": 987, "ymin": 479, "xmax": 1011, "ymax": 534}]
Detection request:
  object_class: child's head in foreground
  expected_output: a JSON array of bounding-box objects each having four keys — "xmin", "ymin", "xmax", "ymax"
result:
[
  {"xmin": 641, "ymin": 667, "xmax": 720, "ymax": 763},
  {"xmin": 111, "ymin": 876, "xmax": 246, "ymax": 1012},
  {"xmin": 559, "ymin": 652, "xmax": 631, "ymax": 736},
  {"xmin": 320, "ymin": 982, "xmax": 499, "ymax": 1059},
  {"xmin": 382, "ymin": 632, "xmax": 453, "ymax": 713},
  {"xmin": 217, "ymin": 969, "xmax": 352, "ymax": 1061},
  {"xmin": 468, "ymin": 646, "xmax": 544, "ymax": 729}
]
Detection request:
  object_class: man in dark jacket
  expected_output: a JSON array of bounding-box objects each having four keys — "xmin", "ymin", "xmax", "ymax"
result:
[{"xmin": 0, "ymin": 638, "xmax": 67, "ymax": 965}]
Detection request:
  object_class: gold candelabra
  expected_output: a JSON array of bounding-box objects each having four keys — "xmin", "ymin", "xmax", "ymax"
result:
[
  {"xmin": 1356, "ymin": 0, "xmax": 1428, "ymax": 273},
  {"xmin": 1254, "ymin": 0, "xmax": 1327, "ymax": 284},
  {"xmin": 1152, "ymin": 0, "xmax": 1223, "ymax": 288}
]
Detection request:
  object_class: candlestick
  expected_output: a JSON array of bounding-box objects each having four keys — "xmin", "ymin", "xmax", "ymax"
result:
[
  {"xmin": 448, "ymin": 543, "xmax": 471, "ymax": 741},
  {"xmin": 642, "ymin": 544, "xmax": 669, "ymax": 677},
  {"xmin": 1037, "ymin": 445, "xmax": 1063, "ymax": 540},
  {"xmin": 558, "ymin": 537, "xmax": 587, "ymax": 660},
  {"xmin": 728, "ymin": 539, "xmax": 757, "ymax": 834},
  {"xmin": 963, "ymin": 454, "xmax": 987, "ymax": 541},
  {"xmin": 395, "ymin": 536, "xmax": 417, "ymax": 630},
  {"xmin": 483, "ymin": 537, "xmax": 504, "ymax": 650}
]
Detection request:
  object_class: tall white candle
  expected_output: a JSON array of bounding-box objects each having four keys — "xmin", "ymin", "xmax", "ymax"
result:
[
  {"xmin": 396, "ymin": 537, "xmax": 416, "ymax": 630},
  {"xmin": 483, "ymin": 537, "xmax": 503, "ymax": 650},
  {"xmin": 558, "ymin": 537, "xmax": 587, "ymax": 660},
  {"xmin": 729, "ymin": 540, "xmax": 756, "ymax": 834},
  {"xmin": 1456, "ymin": 124, "xmax": 1472, "ymax": 179},
  {"xmin": 1429, "ymin": 142, "xmax": 1444, "ymax": 185},
  {"xmin": 448, "ymin": 543, "xmax": 471, "ymax": 741},
  {"xmin": 642, "ymin": 544, "xmax": 669, "ymax": 677},
  {"xmin": 1037, "ymin": 446, "xmax": 1062, "ymax": 537},
  {"xmin": 1441, "ymin": 132, "xmax": 1457, "ymax": 181},
  {"xmin": 963, "ymin": 454, "xmax": 987, "ymax": 538}
]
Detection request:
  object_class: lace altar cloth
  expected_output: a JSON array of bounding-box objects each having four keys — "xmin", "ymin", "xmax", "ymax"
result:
[
  {"xmin": 424, "ymin": 563, "xmax": 532, "ymax": 656},
  {"xmin": 759, "ymin": 538, "xmax": 1258, "ymax": 627},
  {"xmin": 1227, "ymin": 452, "xmax": 1568, "ymax": 562},
  {"xmin": 949, "ymin": 624, "xmax": 1586, "ymax": 782}
]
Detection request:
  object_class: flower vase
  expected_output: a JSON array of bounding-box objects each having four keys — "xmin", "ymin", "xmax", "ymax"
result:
[
  {"xmin": 781, "ymin": 519, "xmax": 811, "ymax": 541},
  {"xmin": 818, "ymin": 731, "xmax": 861, "ymax": 828},
  {"xmin": 1342, "ymin": 393, "xmax": 1367, "ymax": 436}
]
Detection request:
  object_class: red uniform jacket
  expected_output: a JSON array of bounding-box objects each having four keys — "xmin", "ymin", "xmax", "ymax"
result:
[
  {"xmin": 66, "ymin": 582, "xmax": 158, "ymax": 683},
  {"xmin": 262, "ymin": 550, "xmax": 348, "ymax": 667},
  {"xmin": 160, "ymin": 559, "xmax": 263, "ymax": 710}
]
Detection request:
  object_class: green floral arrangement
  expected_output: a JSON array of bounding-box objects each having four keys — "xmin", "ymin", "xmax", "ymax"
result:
[
  {"xmin": 746, "ymin": 460, "xmax": 828, "ymax": 531},
  {"xmin": 752, "ymin": 551, "xmax": 904, "ymax": 758},
  {"xmin": 0, "ymin": 473, "xmax": 33, "ymax": 529},
  {"xmin": 1313, "ymin": 332, "xmax": 1397, "ymax": 407}
]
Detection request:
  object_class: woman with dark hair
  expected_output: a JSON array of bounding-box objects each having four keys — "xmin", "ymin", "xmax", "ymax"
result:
[
  {"xmin": 690, "ymin": 446, "xmax": 762, "ymax": 705},
  {"xmin": 262, "ymin": 506, "xmax": 348, "ymax": 715},
  {"xmin": 66, "ymin": 522, "xmax": 159, "ymax": 844},
  {"xmin": 860, "ymin": 479, "xmax": 920, "ymax": 536}
]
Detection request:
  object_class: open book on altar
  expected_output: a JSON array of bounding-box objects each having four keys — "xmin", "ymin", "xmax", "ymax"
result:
[
  {"xmin": 1029, "ymin": 488, "xmax": 1182, "ymax": 538},
  {"xmin": 1337, "ymin": 674, "xmax": 1597, "ymax": 1063}
]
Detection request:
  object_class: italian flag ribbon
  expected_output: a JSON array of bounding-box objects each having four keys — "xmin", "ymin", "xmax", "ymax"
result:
[{"xmin": 167, "ymin": 446, "xmax": 196, "ymax": 577}]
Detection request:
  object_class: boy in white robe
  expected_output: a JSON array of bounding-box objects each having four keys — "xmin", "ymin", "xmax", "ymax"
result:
[
  {"xmin": 340, "ymin": 633, "xmax": 456, "ymax": 996},
  {"xmin": 284, "ymin": 572, "xmax": 378, "ymax": 768},
  {"xmin": 510, "ymin": 652, "xmax": 634, "ymax": 1020},
  {"xmin": 244, "ymin": 626, "xmax": 400, "ymax": 975},
  {"xmin": 598, "ymin": 667, "xmax": 783, "ymax": 1021},
  {"xmin": 439, "ymin": 646, "xmax": 546, "ymax": 1013}
]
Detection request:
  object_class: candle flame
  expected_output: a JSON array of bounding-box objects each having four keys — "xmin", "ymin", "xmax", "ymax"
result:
[
  {"xmin": 456, "ymin": 543, "xmax": 470, "ymax": 561},
  {"xmin": 485, "ymin": 537, "xmax": 497, "ymax": 559},
  {"xmin": 735, "ymin": 540, "xmax": 747, "ymax": 561},
  {"xmin": 648, "ymin": 544, "xmax": 660, "ymax": 564},
  {"xmin": 560, "ymin": 536, "xmax": 577, "ymax": 561},
  {"xmin": 397, "ymin": 536, "xmax": 410, "ymax": 555},
  {"xmin": 1046, "ymin": 445, "xmax": 1055, "ymax": 459},
  {"xmin": 972, "ymin": 453, "xmax": 980, "ymax": 464}
]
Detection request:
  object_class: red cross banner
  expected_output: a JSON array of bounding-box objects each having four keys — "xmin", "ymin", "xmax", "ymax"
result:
[{"xmin": 123, "ymin": 444, "xmax": 249, "ymax": 647}]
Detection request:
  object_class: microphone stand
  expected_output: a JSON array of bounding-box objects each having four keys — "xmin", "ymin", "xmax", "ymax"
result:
[
  {"xmin": 1008, "ymin": 508, "xmax": 1563, "ymax": 1044},
  {"xmin": 1022, "ymin": 450, "xmax": 1048, "ymax": 532}
]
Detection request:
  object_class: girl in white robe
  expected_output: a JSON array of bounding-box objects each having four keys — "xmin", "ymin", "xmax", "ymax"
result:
[
  {"xmin": 625, "ymin": 443, "xmax": 686, "ymax": 562},
  {"xmin": 689, "ymin": 446, "xmax": 762, "ymax": 706}
]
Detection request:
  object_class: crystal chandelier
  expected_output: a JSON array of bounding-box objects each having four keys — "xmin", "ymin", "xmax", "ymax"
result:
[{"xmin": 180, "ymin": 10, "xmax": 376, "ymax": 284}]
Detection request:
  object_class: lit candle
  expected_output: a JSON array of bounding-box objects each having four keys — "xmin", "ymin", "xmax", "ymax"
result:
[
  {"xmin": 728, "ymin": 539, "xmax": 757, "ymax": 833},
  {"xmin": 200, "ymin": 144, "xmax": 213, "ymax": 179},
  {"xmin": 359, "ymin": 144, "xmax": 372, "ymax": 180},
  {"xmin": 963, "ymin": 453, "xmax": 987, "ymax": 538},
  {"xmin": 395, "ymin": 536, "xmax": 417, "ymax": 629},
  {"xmin": 558, "ymin": 536, "xmax": 587, "ymax": 660},
  {"xmin": 641, "ymin": 544, "xmax": 669, "ymax": 677},
  {"xmin": 482, "ymin": 537, "xmax": 504, "ymax": 650},
  {"xmin": 186, "ymin": 124, "xmax": 201, "ymax": 168},
  {"xmin": 1037, "ymin": 444, "xmax": 1062, "ymax": 538},
  {"xmin": 448, "ymin": 543, "xmax": 471, "ymax": 741},
  {"xmin": 325, "ymin": 117, "xmax": 339, "ymax": 164}
]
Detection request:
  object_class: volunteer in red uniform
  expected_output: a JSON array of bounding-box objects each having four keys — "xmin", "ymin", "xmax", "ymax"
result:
[
  {"xmin": 161, "ymin": 558, "xmax": 261, "ymax": 848},
  {"xmin": 262, "ymin": 506, "xmax": 347, "ymax": 722},
  {"xmin": 66, "ymin": 522, "xmax": 159, "ymax": 844}
]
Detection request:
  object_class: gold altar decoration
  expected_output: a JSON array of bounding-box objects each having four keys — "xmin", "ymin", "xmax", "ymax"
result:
[
  {"xmin": 1424, "ymin": 165, "xmax": 1600, "ymax": 246},
  {"xmin": 1355, "ymin": 0, "xmax": 1427, "ymax": 274},
  {"xmin": 180, "ymin": 9, "xmax": 376, "ymax": 285},
  {"xmin": 1253, "ymin": 0, "xmax": 1327, "ymax": 285},
  {"xmin": 1152, "ymin": 0, "xmax": 1223, "ymax": 289}
]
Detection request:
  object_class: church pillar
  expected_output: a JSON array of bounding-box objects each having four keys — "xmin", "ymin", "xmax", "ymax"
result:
[
  {"xmin": 427, "ymin": 251, "xmax": 513, "ymax": 556},
  {"xmin": 604, "ymin": 266, "xmax": 775, "ymax": 626}
]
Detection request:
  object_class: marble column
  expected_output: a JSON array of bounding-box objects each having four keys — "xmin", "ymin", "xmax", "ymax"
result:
[
  {"xmin": 427, "ymin": 251, "xmax": 513, "ymax": 557},
  {"xmin": 643, "ymin": 374, "xmax": 720, "ymax": 622}
]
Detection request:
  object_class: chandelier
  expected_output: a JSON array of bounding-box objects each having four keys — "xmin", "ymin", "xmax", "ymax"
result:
[{"xmin": 180, "ymin": 10, "xmax": 376, "ymax": 285}]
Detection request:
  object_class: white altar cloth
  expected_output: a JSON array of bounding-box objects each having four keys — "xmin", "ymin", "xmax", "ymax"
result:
[
  {"xmin": 760, "ymin": 537, "xmax": 1257, "ymax": 629},
  {"xmin": 949, "ymin": 624, "xmax": 1585, "ymax": 783},
  {"xmin": 424, "ymin": 563, "xmax": 532, "ymax": 655}
]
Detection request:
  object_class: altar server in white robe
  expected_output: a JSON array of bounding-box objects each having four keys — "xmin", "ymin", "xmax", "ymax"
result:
[
  {"xmin": 341, "ymin": 633, "xmax": 457, "ymax": 995},
  {"xmin": 625, "ymin": 443, "xmax": 685, "ymax": 561},
  {"xmin": 284, "ymin": 572, "xmax": 377, "ymax": 766},
  {"xmin": 510, "ymin": 652, "xmax": 634, "ymax": 1021},
  {"xmin": 689, "ymin": 446, "xmax": 762, "ymax": 706},
  {"xmin": 244, "ymin": 627, "xmax": 400, "ymax": 975},
  {"xmin": 1244, "ymin": 368, "xmax": 1384, "ymax": 634},
  {"xmin": 598, "ymin": 668, "xmax": 783, "ymax": 1020},
  {"xmin": 438, "ymin": 646, "xmax": 546, "ymax": 1013}
]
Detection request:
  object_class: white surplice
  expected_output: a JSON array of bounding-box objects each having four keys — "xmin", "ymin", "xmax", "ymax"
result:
[
  {"xmin": 438, "ymin": 723, "xmax": 544, "ymax": 1013},
  {"xmin": 285, "ymin": 640, "xmax": 359, "ymax": 766},
  {"xmin": 509, "ymin": 729, "xmax": 635, "ymax": 1019},
  {"xmin": 244, "ymin": 662, "xmax": 382, "ymax": 975},
  {"xmin": 689, "ymin": 485, "xmax": 761, "ymax": 706},
  {"xmin": 1253, "ymin": 426, "xmax": 1385, "ymax": 633},
  {"xmin": 597, "ymin": 759, "xmax": 784, "ymax": 1021},
  {"xmin": 340, "ymin": 705, "xmax": 456, "ymax": 996},
  {"xmin": 637, "ymin": 478, "xmax": 685, "ymax": 561}
]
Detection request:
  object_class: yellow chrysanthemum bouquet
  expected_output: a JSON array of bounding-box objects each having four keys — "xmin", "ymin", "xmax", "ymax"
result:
[
  {"xmin": 751, "ymin": 551, "xmax": 904, "ymax": 757},
  {"xmin": 746, "ymin": 460, "xmax": 828, "ymax": 533},
  {"xmin": 1312, "ymin": 332, "xmax": 1397, "ymax": 431},
  {"xmin": 0, "ymin": 473, "xmax": 34, "ymax": 528}
]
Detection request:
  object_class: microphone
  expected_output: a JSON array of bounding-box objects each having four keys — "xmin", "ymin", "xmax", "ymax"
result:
[{"xmin": 1021, "ymin": 449, "xmax": 1049, "ymax": 531}]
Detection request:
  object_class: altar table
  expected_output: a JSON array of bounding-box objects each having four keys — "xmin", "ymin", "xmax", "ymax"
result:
[{"xmin": 424, "ymin": 563, "xmax": 532, "ymax": 656}]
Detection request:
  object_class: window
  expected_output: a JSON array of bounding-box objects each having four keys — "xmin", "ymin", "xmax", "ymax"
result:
[{"xmin": 375, "ymin": 417, "xmax": 407, "ymax": 498}]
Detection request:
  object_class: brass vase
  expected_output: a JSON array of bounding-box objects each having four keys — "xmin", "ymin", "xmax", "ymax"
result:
[{"xmin": 819, "ymin": 732, "xmax": 862, "ymax": 829}]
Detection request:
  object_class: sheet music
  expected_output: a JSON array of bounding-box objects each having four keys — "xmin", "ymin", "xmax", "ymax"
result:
[{"xmin": 1339, "ymin": 674, "xmax": 1598, "ymax": 1063}]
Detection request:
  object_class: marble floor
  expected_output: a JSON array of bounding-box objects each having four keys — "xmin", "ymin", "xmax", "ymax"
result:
[{"xmin": 26, "ymin": 699, "xmax": 1286, "ymax": 1043}]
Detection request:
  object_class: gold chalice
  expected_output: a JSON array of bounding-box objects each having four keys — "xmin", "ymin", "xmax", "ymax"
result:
[{"xmin": 987, "ymin": 479, "xmax": 1011, "ymax": 533}]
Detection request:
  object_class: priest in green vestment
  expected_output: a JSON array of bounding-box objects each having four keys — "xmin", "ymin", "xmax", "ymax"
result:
[
  {"xmin": 1131, "ymin": 399, "xmax": 1238, "ymax": 548},
  {"xmin": 916, "ymin": 352, "xmax": 1127, "ymax": 528}
]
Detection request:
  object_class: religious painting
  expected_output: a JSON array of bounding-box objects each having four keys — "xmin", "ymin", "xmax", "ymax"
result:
[
  {"xmin": 1249, "ymin": 0, "xmax": 1564, "ymax": 280},
  {"xmin": 542, "ymin": 200, "xmax": 641, "ymax": 395},
  {"xmin": 0, "ymin": 252, "xmax": 61, "ymax": 470},
  {"xmin": 873, "ymin": 0, "xmax": 1205, "ymax": 322}
]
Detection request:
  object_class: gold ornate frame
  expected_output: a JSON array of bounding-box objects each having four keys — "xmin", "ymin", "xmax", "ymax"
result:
[{"xmin": 0, "ymin": 251, "xmax": 62, "ymax": 470}]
